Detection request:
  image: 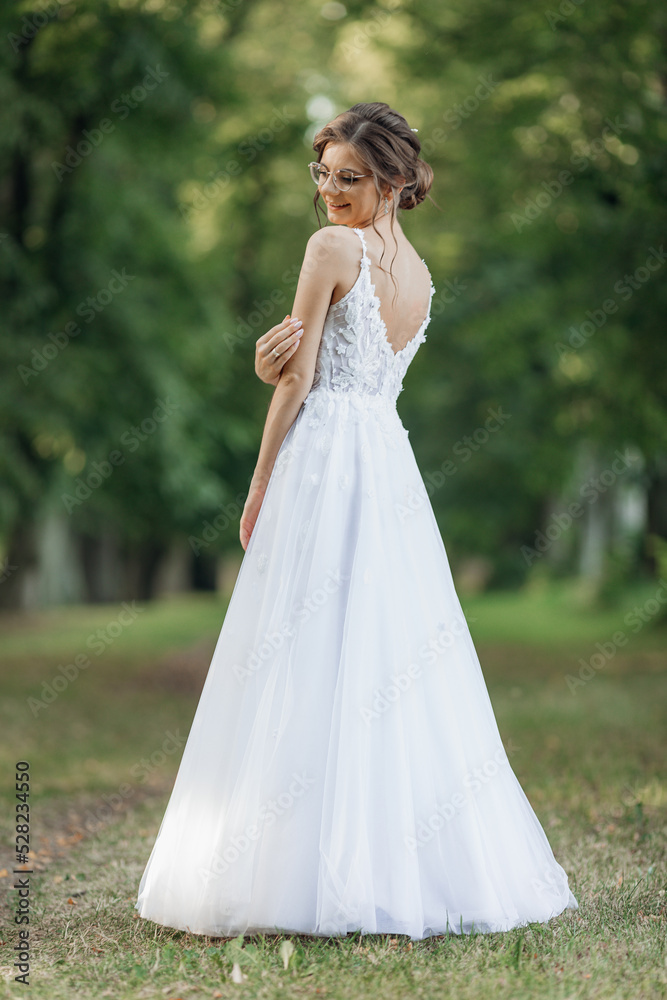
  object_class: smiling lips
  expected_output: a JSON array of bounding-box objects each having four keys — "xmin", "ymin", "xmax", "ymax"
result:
[{"xmin": 327, "ymin": 202, "xmax": 349, "ymax": 209}]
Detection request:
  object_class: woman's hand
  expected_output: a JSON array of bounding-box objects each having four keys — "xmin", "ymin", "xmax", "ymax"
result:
[
  {"xmin": 239, "ymin": 481, "xmax": 267, "ymax": 551},
  {"xmin": 255, "ymin": 315, "xmax": 304, "ymax": 386}
]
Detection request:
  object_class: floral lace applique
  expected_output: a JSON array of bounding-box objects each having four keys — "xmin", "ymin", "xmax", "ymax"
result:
[
  {"xmin": 308, "ymin": 226, "xmax": 434, "ymax": 406},
  {"xmin": 301, "ymin": 390, "xmax": 404, "ymax": 450}
]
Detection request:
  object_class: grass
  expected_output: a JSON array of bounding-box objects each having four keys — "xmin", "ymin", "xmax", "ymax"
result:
[{"xmin": 0, "ymin": 581, "xmax": 665, "ymax": 999}]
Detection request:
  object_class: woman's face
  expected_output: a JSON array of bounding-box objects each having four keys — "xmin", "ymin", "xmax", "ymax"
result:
[{"xmin": 315, "ymin": 141, "xmax": 387, "ymax": 229}]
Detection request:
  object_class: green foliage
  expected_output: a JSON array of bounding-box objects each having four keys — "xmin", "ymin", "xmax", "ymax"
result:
[
  {"xmin": 396, "ymin": 0, "xmax": 667, "ymax": 579},
  {"xmin": 0, "ymin": 0, "xmax": 258, "ymax": 556},
  {"xmin": 1, "ymin": 0, "xmax": 666, "ymax": 597}
]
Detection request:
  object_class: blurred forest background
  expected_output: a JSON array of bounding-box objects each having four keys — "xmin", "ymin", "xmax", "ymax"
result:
[{"xmin": 1, "ymin": 0, "xmax": 666, "ymax": 610}]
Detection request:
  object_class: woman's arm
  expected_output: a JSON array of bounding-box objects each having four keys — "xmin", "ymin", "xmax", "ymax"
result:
[{"xmin": 239, "ymin": 227, "xmax": 348, "ymax": 550}]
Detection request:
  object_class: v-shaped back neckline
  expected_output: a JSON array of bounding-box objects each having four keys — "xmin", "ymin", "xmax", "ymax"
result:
[{"xmin": 351, "ymin": 226, "xmax": 435, "ymax": 358}]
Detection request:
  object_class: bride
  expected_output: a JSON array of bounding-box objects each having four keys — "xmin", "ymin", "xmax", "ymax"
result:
[{"xmin": 135, "ymin": 102, "xmax": 578, "ymax": 939}]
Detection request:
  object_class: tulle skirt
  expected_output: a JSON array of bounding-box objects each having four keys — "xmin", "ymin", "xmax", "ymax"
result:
[{"xmin": 135, "ymin": 387, "xmax": 578, "ymax": 939}]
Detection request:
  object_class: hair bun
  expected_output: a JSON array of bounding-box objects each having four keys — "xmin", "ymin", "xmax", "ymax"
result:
[{"xmin": 399, "ymin": 158, "xmax": 433, "ymax": 211}]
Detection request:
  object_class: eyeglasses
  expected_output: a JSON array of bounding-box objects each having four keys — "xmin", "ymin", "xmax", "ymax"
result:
[{"xmin": 308, "ymin": 161, "xmax": 372, "ymax": 192}]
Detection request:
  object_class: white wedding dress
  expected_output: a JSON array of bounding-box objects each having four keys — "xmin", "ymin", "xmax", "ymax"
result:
[{"xmin": 135, "ymin": 226, "xmax": 578, "ymax": 939}]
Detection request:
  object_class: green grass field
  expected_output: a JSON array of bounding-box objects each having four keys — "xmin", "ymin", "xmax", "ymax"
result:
[{"xmin": 0, "ymin": 580, "xmax": 665, "ymax": 999}]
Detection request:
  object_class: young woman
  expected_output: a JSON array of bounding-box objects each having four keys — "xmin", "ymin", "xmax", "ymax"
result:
[{"xmin": 135, "ymin": 102, "xmax": 578, "ymax": 939}]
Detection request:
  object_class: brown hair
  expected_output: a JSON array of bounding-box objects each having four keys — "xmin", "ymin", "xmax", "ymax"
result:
[{"xmin": 311, "ymin": 102, "xmax": 434, "ymax": 297}]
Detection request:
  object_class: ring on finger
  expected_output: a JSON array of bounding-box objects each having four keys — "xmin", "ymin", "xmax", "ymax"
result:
[{"xmin": 272, "ymin": 347, "xmax": 280, "ymax": 358}]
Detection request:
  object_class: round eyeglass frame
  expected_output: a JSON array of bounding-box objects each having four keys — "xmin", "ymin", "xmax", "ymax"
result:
[{"xmin": 308, "ymin": 161, "xmax": 372, "ymax": 193}]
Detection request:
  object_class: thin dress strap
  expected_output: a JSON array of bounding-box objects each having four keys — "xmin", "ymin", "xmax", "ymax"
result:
[{"xmin": 351, "ymin": 226, "xmax": 371, "ymax": 267}]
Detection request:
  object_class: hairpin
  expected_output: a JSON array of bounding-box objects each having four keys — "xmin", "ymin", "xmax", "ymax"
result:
[{"xmin": 411, "ymin": 127, "xmax": 418, "ymax": 132}]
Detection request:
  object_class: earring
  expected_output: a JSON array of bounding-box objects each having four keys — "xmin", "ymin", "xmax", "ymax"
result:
[{"xmin": 384, "ymin": 196, "xmax": 389, "ymax": 215}]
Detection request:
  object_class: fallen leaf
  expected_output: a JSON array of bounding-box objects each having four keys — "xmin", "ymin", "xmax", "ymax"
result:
[{"xmin": 279, "ymin": 939, "xmax": 295, "ymax": 970}]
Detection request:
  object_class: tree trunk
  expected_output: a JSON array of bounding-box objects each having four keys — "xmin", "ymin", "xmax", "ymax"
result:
[{"xmin": 0, "ymin": 520, "xmax": 38, "ymax": 609}]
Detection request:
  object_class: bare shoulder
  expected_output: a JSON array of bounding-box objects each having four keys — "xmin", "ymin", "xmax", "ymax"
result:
[
  {"xmin": 305, "ymin": 224, "xmax": 359, "ymax": 258},
  {"xmin": 302, "ymin": 225, "xmax": 360, "ymax": 282}
]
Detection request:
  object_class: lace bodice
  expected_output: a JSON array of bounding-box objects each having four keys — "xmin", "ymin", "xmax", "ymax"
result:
[{"xmin": 308, "ymin": 227, "xmax": 435, "ymax": 405}]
